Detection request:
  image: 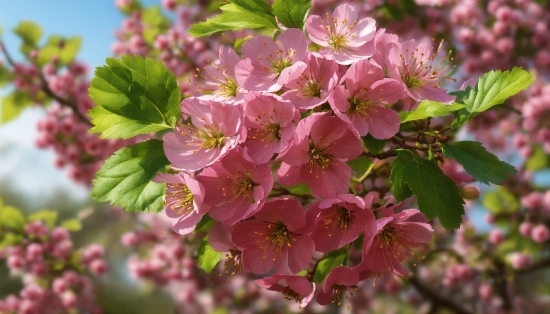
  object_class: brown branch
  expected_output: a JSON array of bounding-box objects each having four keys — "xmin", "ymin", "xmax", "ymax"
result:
[
  {"xmin": 0, "ymin": 40, "xmax": 91, "ymax": 125},
  {"xmin": 408, "ymin": 275, "xmax": 474, "ymax": 314}
]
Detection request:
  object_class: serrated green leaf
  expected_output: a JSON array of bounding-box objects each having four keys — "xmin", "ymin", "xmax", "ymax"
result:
[
  {"xmin": 347, "ymin": 155, "xmax": 374, "ymax": 182},
  {"xmin": 391, "ymin": 150, "xmax": 465, "ymax": 229},
  {"xmin": 13, "ymin": 21, "xmax": 42, "ymax": 54},
  {"xmin": 453, "ymin": 67, "xmax": 535, "ymax": 127},
  {"xmin": 272, "ymin": 0, "xmax": 311, "ymax": 29},
  {"xmin": 61, "ymin": 219, "xmax": 82, "ymax": 232},
  {"xmin": 0, "ymin": 206, "xmax": 26, "ymax": 231},
  {"xmin": 88, "ymin": 55, "xmax": 181, "ymax": 139},
  {"xmin": 28, "ymin": 210, "xmax": 58, "ymax": 229},
  {"xmin": 442, "ymin": 141, "xmax": 517, "ymax": 185},
  {"xmin": 189, "ymin": 0, "xmax": 277, "ymax": 37},
  {"xmin": 399, "ymin": 100, "xmax": 465, "ymax": 123},
  {"xmin": 90, "ymin": 140, "xmax": 170, "ymax": 212},
  {"xmin": 1, "ymin": 91, "xmax": 33, "ymax": 124},
  {"xmin": 197, "ymin": 237, "xmax": 222, "ymax": 273},
  {"xmin": 363, "ymin": 134, "xmax": 387, "ymax": 154},
  {"xmin": 313, "ymin": 248, "xmax": 347, "ymax": 283}
]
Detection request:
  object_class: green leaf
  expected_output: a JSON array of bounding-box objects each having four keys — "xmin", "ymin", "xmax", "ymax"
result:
[
  {"xmin": 285, "ymin": 182, "xmax": 311, "ymax": 195},
  {"xmin": 61, "ymin": 219, "xmax": 82, "ymax": 232},
  {"xmin": 453, "ymin": 67, "xmax": 535, "ymax": 127},
  {"xmin": 142, "ymin": 6, "xmax": 170, "ymax": 45},
  {"xmin": 88, "ymin": 55, "xmax": 181, "ymax": 139},
  {"xmin": 390, "ymin": 150, "xmax": 465, "ymax": 229},
  {"xmin": 0, "ymin": 206, "xmax": 26, "ymax": 231},
  {"xmin": 37, "ymin": 36, "xmax": 82, "ymax": 67},
  {"xmin": 389, "ymin": 152, "xmax": 413, "ymax": 201},
  {"xmin": 363, "ymin": 134, "xmax": 387, "ymax": 154},
  {"xmin": 526, "ymin": 145, "xmax": 549, "ymax": 171},
  {"xmin": 189, "ymin": 0, "xmax": 277, "ymax": 37},
  {"xmin": 28, "ymin": 210, "xmax": 58, "ymax": 229},
  {"xmin": 195, "ymin": 215, "xmax": 215, "ymax": 233},
  {"xmin": 347, "ymin": 155, "xmax": 374, "ymax": 182},
  {"xmin": 13, "ymin": 21, "xmax": 42, "ymax": 54},
  {"xmin": 1, "ymin": 91, "xmax": 33, "ymax": 124},
  {"xmin": 90, "ymin": 140, "xmax": 170, "ymax": 212},
  {"xmin": 442, "ymin": 141, "xmax": 517, "ymax": 185},
  {"xmin": 399, "ymin": 100, "xmax": 465, "ymax": 123},
  {"xmin": 197, "ymin": 237, "xmax": 222, "ymax": 273},
  {"xmin": 482, "ymin": 186, "xmax": 519, "ymax": 214},
  {"xmin": 0, "ymin": 65, "xmax": 14, "ymax": 87},
  {"xmin": 0, "ymin": 233, "xmax": 23, "ymax": 249},
  {"xmin": 272, "ymin": 0, "xmax": 311, "ymax": 29},
  {"xmin": 313, "ymin": 248, "xmax": 347, "ymax": 283}
]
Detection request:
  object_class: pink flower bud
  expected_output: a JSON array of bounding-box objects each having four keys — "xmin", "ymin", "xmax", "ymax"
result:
[
  {"xmin": 488, "ymin": 229, "xmax": 505, "ymax": 245},
  {"xmin": 531, "ymin": 224, "xmax": 550, "ymax": 243},
  {"xmin": 89, "ymin": 259, "xmax": 108, "ymax": 276},
  {"xmin": 509, "ymin": 252, "xmax": 533, "ymax": 269},
  {"xmin": 519, "ymin": 221, "xmax": 533, "ymax": 237}
]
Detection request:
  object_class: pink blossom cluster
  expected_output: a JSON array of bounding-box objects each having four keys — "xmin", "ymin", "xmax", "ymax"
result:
[
  {"xmin": 155, "ymin": 4, "xmax": 450, "ymax": 307},
  {"xmin": 0, "ymin": 220, "xmax": 107, "ymax": 314}
]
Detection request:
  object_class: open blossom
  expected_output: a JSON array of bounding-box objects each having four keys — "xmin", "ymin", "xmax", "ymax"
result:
[
  {"xmin": 232, "ymin": 198, "xmax": 314, "ymax": 275},
  {"xmin": 163, "ymin": 97, "xmax": 243, "ymax": 172},
  {"xmin": 197, "ymin": 147, "xmax": 273, "ymax": 225},
  {"xmin": 282, "ymin": 53, "xmax": 341, "ymax": 110},
  {"xmin": 242, "ymin": 92, "xmax": 298, "ymax": 164},
  {"xmin": 155, "ymin": 172, "xmax": 209, "ymax": 235},
  {"xmin": 316, "ymin": 266, "xmax": 359, "ymax": 310},
  {"xmin": 208, "ymin": 222, "xmax": 243, "ymax": 276},
  {"xmin": 255, "ymin": 275, "xmax": 315, "ymax": 309},
  {"xmin": 279, "ymin": 112, "xmax": 362, "ymax": 199},
  {"xmin": 306, "ymin": 3, "xmax": 376, "ymax": 65},
  {"xmin": 235, "ymin": 28, "xmax": 307, "ymax": 92},
  {"xmin": 306, "ymin": 194, "xmax": 375, "ymax": 253},
  {"xmin": 196, "ymin": 46, "xmax": 244, "ymax": 104},
  {"xmin": 358, "ymin": 209, "xmax": 433, "ymax": 277},
  {"xmin": 329, "ymin": 59, "xmax": 405, "ymax": 139},
  {"xmin": 388, "ymin": 39, "xmax": 456, "ymax": 103}
]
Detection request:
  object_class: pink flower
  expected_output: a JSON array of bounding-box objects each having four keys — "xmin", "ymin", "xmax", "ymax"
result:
[
  {"xmin": 329, "ymin": 59, "xmax": 405, "ymax": 139},
  {"xmin": 371, "ymin": 28, "xmax": 399, "ymax": 70},
  {"xmin": 279, "ymin": 113, "xmax": 362, "ymax": 199},
  {"xmin": 235, "ymin": 28, "xmax": 307, "ymax": 92},
  {"xmin": 255, "ymin": 275, "xmax": 316, "ymax": 309},
  {"xmin": 154, "ymin": 172, "xmax": 209, "ymax": 235},
  {"xmin": 388, "ymin": 39, "xmax": 456, "ymax": 103},
  {"xmin": 209, "ymin": 221, "xmax": 243, "ymax": 275},
  {"xmin": 197, "ymin": 147, "xmax": 273, "ymax": 225},
  {"xmin": 359, "ymin": 209, "xmax": 433, "ymax": 277},
  {"xmin": 281, "ymin": 53, "xmax": 341, "ymax": 110},
  {"xmin": 242, "ymin": 92, "xmax": 298, "ymax": 164},
  {"xmin": 306, "ymin": 3, "xmax": 376, "ymax": 65},
  {"xmin": 316, "ymin": 266, "xmax": 359, "ymax": 310},
  {"xmin": 232, "ymin": 198, "xmax": 315, "ymax": 275},
  {"xmin": 196, "ymin": 46, "xmax": 244, "ymax": 104},
  {"xmin": 306, "ymin": 194, "xmax": 375, "ymax": 253},
  {"xmin": 163, "ymin": 97, "xmax": 243, "ymax": 171}
]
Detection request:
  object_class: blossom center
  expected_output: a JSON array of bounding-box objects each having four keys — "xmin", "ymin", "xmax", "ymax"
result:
[
  {"xmin": 221, "ymin": 78, "xmax": 238, "ymax": 97},
  {"xmin": 234, "ymin": 172, "xmax": 257, "ymax": 198},
  {"xmin": 329, "ymin": 34, "xmax": 348, "ymax": 51},
  {"xmin": 166, "ymin": 183, "xmax": 194, "ymax": 215},
  {"xmin": 198, "ymin": 127, "xmax": 226, "ymax": 149},
  {"xmin": 282, "ymin": 286, "xmax": 305, "ymax": 307},
  {"xmin": 378, "ymin": 225, "xmax": 398, "ymax": 248},
  {"xmin": 347, "ymin": 95, "xmax": 371, "ymax": 113},
  {"xmin": 267, "ymin": 220, "xmax": 291, "ymax": 250},
  {"xmin": 302, "ymin": 80, "xmax": 321, "ymax": 98},
  {"xmin": 324, "ymin": 206, "xmax": 352, "ymax": 231},
  {"xmin": 309, "ymin": 142, "xmax": 332, "ymax": 169},
  {"xmin": 272, "ymin": 49, "xmax": 296, "ymax": 75}
]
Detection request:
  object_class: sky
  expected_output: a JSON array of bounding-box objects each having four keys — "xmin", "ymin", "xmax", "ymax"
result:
[{"xmin": 0, "ymin": 0, "xmax": 159, "ymax": 208}]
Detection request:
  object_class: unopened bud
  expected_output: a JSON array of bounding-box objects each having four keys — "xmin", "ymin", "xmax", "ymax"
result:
[{"xmin": 460, "ymin": 185, "xmax": 480, "ymax": 200}]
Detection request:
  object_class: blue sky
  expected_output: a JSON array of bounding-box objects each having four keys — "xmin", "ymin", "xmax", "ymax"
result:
[{"xmin": 0, "ymin": 0, "xmax": 160, "ymax": 207}]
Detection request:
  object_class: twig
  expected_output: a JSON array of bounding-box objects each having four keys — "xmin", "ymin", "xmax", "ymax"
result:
[{"xmin": 408, "ymin": 275, "xmax": 474, "ymax": 314}]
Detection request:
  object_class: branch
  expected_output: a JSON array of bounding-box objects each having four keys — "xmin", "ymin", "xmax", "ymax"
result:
[
  {"xmin": 408, "ymin": 275, "xmax": 474, "ymax": 314},
  {"xmin": 0, "ymin": 39, "xmax": 91, "ymax": 125}
]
